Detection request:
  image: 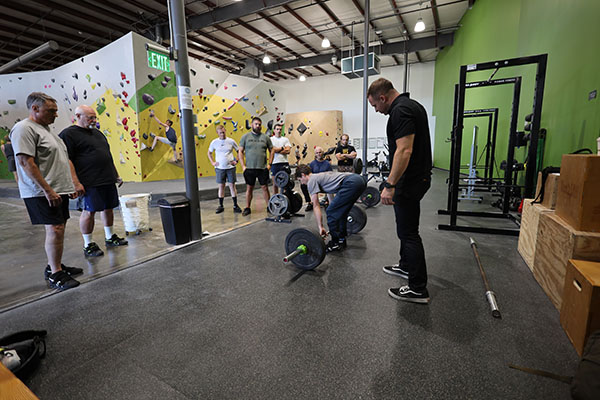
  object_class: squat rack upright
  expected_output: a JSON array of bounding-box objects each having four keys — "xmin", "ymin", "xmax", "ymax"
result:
[{"xmin": 438, "ymin": 54, "xmax": 548, "ymax": 236}]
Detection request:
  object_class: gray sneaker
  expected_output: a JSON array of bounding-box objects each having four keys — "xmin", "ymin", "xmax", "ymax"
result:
[{"xmin": 383, "ymin": 264, "xmax": 409, "ymax": 279}]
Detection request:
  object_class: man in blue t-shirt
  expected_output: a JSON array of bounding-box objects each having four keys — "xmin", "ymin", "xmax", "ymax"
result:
[
  {"xmin": 149, "ymin": 111, "xmax": 179, "ymax": 162},
  {"xmin": 302, "ymin": 146, "xmax": 334, "ymax": 211}
]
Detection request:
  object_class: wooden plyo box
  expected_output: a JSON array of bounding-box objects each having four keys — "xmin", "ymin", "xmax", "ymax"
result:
[
  {"xmin": 555, "ymin": 154, "xmax": 600, "ymax": 232},
  {"xmin": 534, "ymin": 172, "xmax": 560, "ymax": 209},
  {"xmin": 532, "ymin": 213, "xmax": 600, "ymax": 310},
  {"xmin": 560, "ymin": 259, "xmax": 600, "ymax": 356},
  {"xmin": 518, "ymin": 199, "xmax": 554, "ymax": 271}
]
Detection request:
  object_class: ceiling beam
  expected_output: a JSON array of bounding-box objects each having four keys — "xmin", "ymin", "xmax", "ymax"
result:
[
  {"xmin": 257, "ymin": 11, "xmax": 320, "ymax": 56},
  {"xmin": 430, "ymin": 0, "xmax": 441, "ymax": 46},
  {"xmin": 263, "ymin": 33, "xmax": 453, "ymax": 73},
  {"xmin": 234, "ymin": 18, "xmax": 302, "ymax": 60},
  {"xmin": 351, "ymin": 0, "xmax": 400, "ymax": 66},
  {"xmin": 282, "ymin": 70, "xmax": 298, "ymax": 79},
  {"xmin": 315, "ymin": 0, "xmax": 361, "ymax": 49},
  {"xmin": 282, "ymin": 4, "xmax": 340, "ymax": 52},
  {"xmin": 389, "ymin": 0, "xmax": 422, "ymax": 62}
]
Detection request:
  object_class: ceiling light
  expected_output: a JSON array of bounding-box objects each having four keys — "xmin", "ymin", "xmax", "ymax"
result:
[
  {"xmin": 321, "ymin": 37, "xmax": 331, "ymax": 48},
  {"xmin": 262, "ymin": 54, "xmax": 271, "ymax": 64},
  {"xmin": 299, "ymin": 75, "xmax": 306, "ymax": 82},
  {"xmin": 414, "ymin": 18, "xmax": 425, "ymax": 32}
]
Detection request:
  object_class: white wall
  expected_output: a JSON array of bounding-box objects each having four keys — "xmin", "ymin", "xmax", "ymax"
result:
[{"xmin": 278, "ymin": 62, "xmax": 436, "ymax": 164}]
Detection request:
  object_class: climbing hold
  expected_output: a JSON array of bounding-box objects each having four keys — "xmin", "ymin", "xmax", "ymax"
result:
[
  {"xmin": 269, "ymin": 89, "xmax": 275, "ymax": 98},
  {"xmin": 72, "ymin": 87, "xmax": 78, "ymax": 101},
  {"xmin": 120, "ymin": 72, "xmax": 126, "ymax": 80},
  {"xmin": 126, "ymin": 80, "xmax": 130, "ymax": 84},
  {"xmin": 95, "ymin": 65, "xmax": 99, "ymax": 70},
  {"xmin": 190, "ymin": 68, "xmax": 196, "ymax": 76},
  {"xmin": 85, "ymin": 74, "xmax": 91, "ymax": 82},
  {"xmin": 142, "ymin": 93, "xmax": 155, "ymax": 105},
  {"xmin": 161, "ymin": 81, "xmax": 168, "ymax": 88},
  {"xmin": 122, "ymin": 91, "xmax": 128, "ymax": 98},
  {"xmin": 245, "ymin": 120, "xmax": 251, "ymax": 130},
  {"xmin": 142, "ymin": 133, "xmax": 149, "ymax": 140},
  {"xmin": 72, "ymin": 73, "xmax": 78, "ymax": 79},
  {"xmin": 164, "ymin": 75, "xmax": 172, "ymax": 82},
  {"xmin": 168, "ymin": 105, "xmax": 176, "ymax": 114},
  {"xmin": 148, "ymin": 74, "xmax": 156, "ymax": 81},
  {"xmin": 120, "ymin": 82, "xmax": 124, "ymax": 87},
  {"xmin": 8, "ymin": 99, "xmax": 16, "ymax": 105}
]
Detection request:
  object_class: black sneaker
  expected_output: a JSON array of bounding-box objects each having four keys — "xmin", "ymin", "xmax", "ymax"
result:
[
  {"xmin": 242, "ymin": 207, "xmax": 251, "ymax": 216},
  {"xmin": 326, "ymin": 240, "xmax": 345, "ymax": 253},
  {"xmin": 105, "ymin": 234, "xmax": 128, "ymax": 247},
  {"xmin": 305, "ymin": 203, "xmax": 313, "ymax": 211},
  {"xmin": 83, "ymin": 242, "xmax": 104, "ymax": 257},
  {"xmin": 47, "ymin": 270, "xmax": 80, "ymax": 291},
  {"xmin": 216, "ymin": 205, "xmax": 224, "ymax": 214},
  {"xmin": 233, "ymin": 205, "xmax": 242, "ymax": 213},
  {"xmin": 388, "ymin": 285, "xmax": 430, "ymax": 304},
  {"xmin": 383, "ymin": 264, "xmax": 409, "ymax": 279},
  {"xmin": 44, "ymin": 264, "xmax": 83, "ymax": 280}
]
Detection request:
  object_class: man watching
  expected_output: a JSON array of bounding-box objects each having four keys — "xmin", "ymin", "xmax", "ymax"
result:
[
  {"xmin": 335, "ymin": 134, "xmax": 357, "ymax": 172},
  {"xmin": 207, "ymin": 125, "xmax": 242, "ymax": 214},
  {"xmin": 11, "ymin": 92, "xmax": 83, "ymax": 291},
  {"xmin": 59, "ymin": 105, "xmax": 128, "ymax": 258},
  {"xmin": 269, "ymin": 123, "xmax": 291, "ymax": 195}
]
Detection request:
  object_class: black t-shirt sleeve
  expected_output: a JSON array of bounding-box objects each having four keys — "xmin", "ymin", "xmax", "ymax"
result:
[
  {"xmin": 58, "ymin": 128, "xmax": 76, "ymax": 160},
  {"xmin": 389, "ymin": 108, "xmax": 416, "ymax": 141},
  {"xmin": 348, "ymin": 145, "xmax": 356, "ymax": 153},
  {"xmin": 334, "ymin": 144, "xmax": 343, "ymax": 154}
]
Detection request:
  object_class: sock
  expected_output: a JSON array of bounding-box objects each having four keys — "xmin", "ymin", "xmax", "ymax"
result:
[
  {"xmin": 83, "ymin": 233, "xmax": 93, "ymax": 247},
  {"xmin": 232, "ymin": 196, "xmax": 238, "ymax": 206},
  {"xmin": 104, "ymin": 226, "xmax": 114, "ymax": 240},
  {"xmin": 219, "ymin": 197, "xmax": 224, "ymax": 206}
]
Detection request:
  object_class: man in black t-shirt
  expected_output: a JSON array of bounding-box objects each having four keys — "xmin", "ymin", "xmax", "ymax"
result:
[
  {"xmin": 367, "ymin": 78, "xmax": 432, "ymax": 304},
  {"xmin": 334, "ymin": 134, "xmax": 357, "ymax": 172},
  {"xmin": 149, "ymin": 111, "xmax": 180, "ymax": 162},
  {"xmin": 59, "ymin": 105, "xmax": 128, "ymax": 257}
]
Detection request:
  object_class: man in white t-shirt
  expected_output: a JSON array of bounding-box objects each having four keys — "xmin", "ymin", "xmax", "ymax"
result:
[
  {"xmin": 269, "ymin": 123, "xmax": 291, "ymax": 194},
  {"xmin": 208, "ymin": 125, "xmax": 242, "ymax": 214}
]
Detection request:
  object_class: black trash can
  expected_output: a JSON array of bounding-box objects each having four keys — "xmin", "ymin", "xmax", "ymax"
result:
[{"xmin": 157, "ymin": 195, "xmax": 191, "ymax": 245}]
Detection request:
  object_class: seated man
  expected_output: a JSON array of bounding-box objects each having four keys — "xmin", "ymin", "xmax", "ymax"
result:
[
  {"xmin": 302, "ymin": 146, "xmax": 334, "ymax": 211},
  {"xmin": 296, "ymin": 164, "xmax": 366, "ymax": 252}
]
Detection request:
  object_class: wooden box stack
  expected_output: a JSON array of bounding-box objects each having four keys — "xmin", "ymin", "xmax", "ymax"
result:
[
  {"xmin": 560, "ymin": 259, "xmax": 600, "ymax": 356},
  {"xmin": 531, "ymin": 155, "xmax": 600, "ymax": 311},
  {"xmin": 518, "ymin": 199, "xmax": 553, "ymax": 271}
]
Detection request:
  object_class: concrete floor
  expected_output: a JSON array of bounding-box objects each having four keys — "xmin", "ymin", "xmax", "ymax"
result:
[
  {"xmin": 0, "ymin": 170, "xmax": 579, "ymax": 399},
  {"xmin": 0, "ymin": 175, "xmax": 269, "ymax": 311}
]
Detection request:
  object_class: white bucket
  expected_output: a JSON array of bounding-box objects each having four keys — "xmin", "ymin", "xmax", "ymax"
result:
[{"xmin": 119, "ymin": 193, "xmax": 152, "ymax": 233}]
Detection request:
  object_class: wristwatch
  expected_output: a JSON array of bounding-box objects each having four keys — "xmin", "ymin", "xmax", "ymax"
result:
[{"xmin": 382, "ymin": 181, "xmax": 395, "ymax": 189}]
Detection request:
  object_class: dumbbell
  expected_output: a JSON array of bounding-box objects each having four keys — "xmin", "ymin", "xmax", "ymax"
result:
[{"xmin": 283, "ymin": 205, "xmax": 367, "ymax": 270}]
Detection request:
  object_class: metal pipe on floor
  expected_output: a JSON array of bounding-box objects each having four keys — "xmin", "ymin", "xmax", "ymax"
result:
[
  {"xmin": 168, "ymin": 0, "xmax": 203, "ymax": 240},
  {"xmin": 469, "ymin": 237, "xmax": 501, "ymax": 318}
]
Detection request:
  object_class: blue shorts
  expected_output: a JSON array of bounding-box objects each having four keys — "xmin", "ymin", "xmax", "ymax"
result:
[
  {"xmin": 270, "ymin": 162, "xmax": 290, "ymax": 176},
  {"xmin": 81, "ymin": 184, "xmax": 119, "ymax": 212},
  {"xmin": 215, "ymin": 168, "xmax": 236, "ymax": 184}
]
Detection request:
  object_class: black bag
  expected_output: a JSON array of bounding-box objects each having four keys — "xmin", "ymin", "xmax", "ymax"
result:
[
  {"xmin": 0, "ymin": 330, "xmax": 47, "ymax": 379},
  {"xmin": 571, "ymin": 330, "xmax": 600, "ymax": 400}
]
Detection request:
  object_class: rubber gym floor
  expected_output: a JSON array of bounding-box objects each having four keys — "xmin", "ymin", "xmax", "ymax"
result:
[{"xmin": 0, "ymin": 169, "xmax": 578, "ymax": 399}]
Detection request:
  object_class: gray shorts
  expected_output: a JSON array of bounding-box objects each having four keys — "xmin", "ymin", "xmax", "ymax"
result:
[{"xmin": 215, "ymin": 168, "xmax": 236, "ymax": 184}]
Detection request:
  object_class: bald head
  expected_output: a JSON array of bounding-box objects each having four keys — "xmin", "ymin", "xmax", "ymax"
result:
[
  {"xmin": 75, "ymin": 105, "xmax": 97, "ymax": 129},
  {"xmin": 314, "ymin": 146, "xmax": 325, "ymax": 161}
]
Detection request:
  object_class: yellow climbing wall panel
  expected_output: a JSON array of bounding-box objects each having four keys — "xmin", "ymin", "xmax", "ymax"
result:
[{"xmin": 284, "ymin": 110, "xmax": 343, "ymax": 164}]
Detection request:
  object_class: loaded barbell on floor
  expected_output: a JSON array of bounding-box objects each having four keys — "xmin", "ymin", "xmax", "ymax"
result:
[
  {"xmin": 283, "ymin": 205, "xmax": 367, "ymax": 270},
  {"xmin": 359, "ymin": 187, "xmax": 381, "ymax": 208}
]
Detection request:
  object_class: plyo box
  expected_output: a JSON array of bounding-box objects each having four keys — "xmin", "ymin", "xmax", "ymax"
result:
[
  {"xmin": 534, "ymin": 172, "xmax": 560, "ymax": 209},
  {"xmin": 555, "ymin": 154, "xmax": 600, "ymax": 232},
  {"xmin": 560, "ymin": 259, "xmax": 600, "ymax": 356},
  {"xmin": 518, "ymin": 199, "xmax": 554, "ymax": 271},
  {"xmin": 532, "ymin": 213, "xmax": 600, "ymax": 310}
]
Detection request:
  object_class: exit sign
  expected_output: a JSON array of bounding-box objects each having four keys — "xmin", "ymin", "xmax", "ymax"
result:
[{"xmin": 147, "ymin": 49, "xmax": 170, "ymax": 72}]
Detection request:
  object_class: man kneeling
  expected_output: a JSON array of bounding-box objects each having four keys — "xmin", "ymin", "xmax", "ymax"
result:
[{"xmin": 295, "ymin": 164, "xmax": 366, "ymax": 252}]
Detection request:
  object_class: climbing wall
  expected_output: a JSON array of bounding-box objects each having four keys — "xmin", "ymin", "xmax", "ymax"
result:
[
  {"xmin": 0, "ymin": 33, "xmax": 141, "ymax": 181},
  {"xmin": 284, "ymin": 110, "xmax": 343, "ymax": 164}
]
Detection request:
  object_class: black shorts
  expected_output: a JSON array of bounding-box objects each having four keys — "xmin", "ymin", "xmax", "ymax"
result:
[
  {"xmin": 244, "ymin": 168, "xmax": 269, "ymax": 186},
  {"xmin": 24, "ymin": 195, "xmax": 70, "ymax": 225},
  {"xmin": 81, "ymin": 184, "xmax": 119, "ymax": 212}
]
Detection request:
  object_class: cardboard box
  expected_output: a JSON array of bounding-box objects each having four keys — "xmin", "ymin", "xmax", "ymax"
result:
[
  {"xmin": 518, "ymin": 199, "xmax": 554, "ymax": 271},
  {"xmin": 532, "ymin": 213, "xmax": 600, "ymax": 310},
  {"xmin": 560, "ymin": 259, "xmax": 600, "ymax": 356},
  {"xmin": 534, "ymin": 172, "xmax": 560, "ymax": 209},
  {"xmin": 555, "ymin": 154, "xmax": 600, "ymax": 232}
]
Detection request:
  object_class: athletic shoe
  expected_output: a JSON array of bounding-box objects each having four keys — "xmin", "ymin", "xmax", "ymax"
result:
[
  {"xmin": 326, "ymin": 240, "xmax": 346, "ymax": 253},
  {"xmin": 47, "ymin": 270, "xmax": 80, "ymax": 291},
  {"xmin": 83, "ymin": 242, "xmax": 104, "ymax": 257},
  {"xmin": 383, "ymin": 264, "xmax": 409, "ymax": 279},
  {"xmin": 388, "ymin": 285, "xmax": 430, "ymax": 304},
  {"xmin": 242, "ymin": 207, "xmax": 251, "ymax": 216},
  {"xmin": 233, "ymin": 205, "xmax": 242, "ymax": 213},
  {"xmin": 105, "ymin": 234, "xmax": 128, "ymax": 247},
  {"xmin": 44, "ymin": 264, "xmax": 83, "ymax": 280},
  {"xmin": 216, "ymin": 205, "xmax": 224, "ymax": 214},
  {"xmin": 305, "ymin": 203, "xmax": 313, "ymax": 211}
]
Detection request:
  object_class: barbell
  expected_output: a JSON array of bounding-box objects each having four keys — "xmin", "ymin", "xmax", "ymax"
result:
[{"xmin": 283, "ymin": 205, "xmax": 367, "ymax": 270}]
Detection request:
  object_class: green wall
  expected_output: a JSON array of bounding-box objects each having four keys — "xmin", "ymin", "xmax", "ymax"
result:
[{"xmin": 433, "ymin": 0, "xmax": 600, "ymax": 174}]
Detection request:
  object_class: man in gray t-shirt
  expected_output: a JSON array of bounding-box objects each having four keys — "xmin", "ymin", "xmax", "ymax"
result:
[
  {"xmin": 238, "ymin": 117, "xmax": 273, "ymax": 216},
  {"xmin": 11, "ymin": 92, "xmax": 83, "ymax": 291},
  {"xmin": 296, "ymin": 164, "xmax": 366, "ymax": 252}
]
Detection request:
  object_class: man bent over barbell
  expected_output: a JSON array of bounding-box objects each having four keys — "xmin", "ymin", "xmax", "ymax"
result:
[{"xmin": 296, "ymin": 164, "xmax": 366, "ymax": 252}]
